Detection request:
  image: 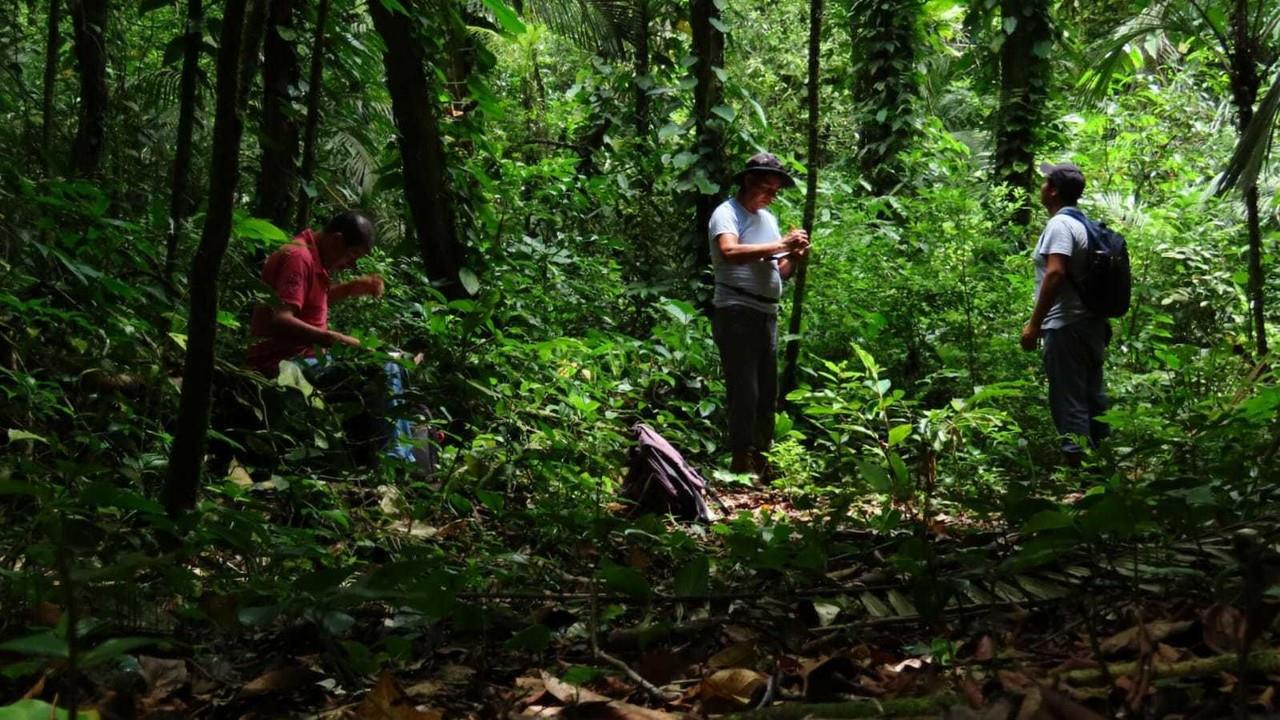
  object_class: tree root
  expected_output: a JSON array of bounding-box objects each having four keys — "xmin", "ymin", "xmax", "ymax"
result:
[
  {"xmin": 1054, "ymin": 649, "xmax": 1280, "ymax": 686},
  {"xmin": 723, "ymin": 693, "xmax": 958, "ymax": 719},
  {"xmin": 723, "ymin": 651, "xmax": 1280, "ymax": 718}
]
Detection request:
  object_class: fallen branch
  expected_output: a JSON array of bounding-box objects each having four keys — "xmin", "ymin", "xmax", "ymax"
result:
[
  {"xmin": 723, "ymin": 693, "xmax": 958, "ymax": 719},
  {"xmin": 595, "ymin": 648, "xmax": 672, "ymax": 704},
  {"xmin": 1054, "ymin": 649, "xmax": 1280, "ymax": 686}
]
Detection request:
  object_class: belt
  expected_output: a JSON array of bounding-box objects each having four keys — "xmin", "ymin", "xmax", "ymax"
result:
[{"xmin": 717, "ymin": 283, "xmax": 779, "ymax": 304}]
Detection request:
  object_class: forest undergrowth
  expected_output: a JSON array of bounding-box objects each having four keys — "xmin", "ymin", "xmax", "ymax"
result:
[{"xmin": 6, "ymin": 0, "xmax": 1280, "ymax": 715}]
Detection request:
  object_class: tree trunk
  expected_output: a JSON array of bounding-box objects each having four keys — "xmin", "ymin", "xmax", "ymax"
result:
[
  {"xmin": 1231, "ymin": 0, "xmax": 1266, "ymax": 356},
  {"xmin": 164, "ymin": 0, "xmax": 204, "ymax": 283},
  {"xmin": 294, "ymin": 0, "xmax": 330, "ymax": 229},
  {"xmin": 780, "ymin": 0, "xmax": 822, "ymax": 398},
  {"xmin": 690, "ymin": 0, "xmax": 724, "ymax": 265},
  {"xmin": 369, "ymin": 0, "xmax": 466, "ymax": 297},
  {"xmin": 992, "ymin": 0, "xmax": 1050, "ymax": 226},
  {"xmin": 69, "ymin": 0, "xmax": 107, "ymax": 175},
  {"xmin": 850, "ymin": 0, "xmax": 919, "ymax": 195},
  {"xmin": 41, "ymin": 0, "xmax": 61, "ymax": 173},
  {"xmin": 633, "ymin": 0, "xmax": 650, "ymax": 137},
  {"xmin": 255, "ymin": 0, "xmax": 300, "ymax": 227},
  {"xmin": 163, "ymin": 0, "xmax": 267, "ymax": 515}
]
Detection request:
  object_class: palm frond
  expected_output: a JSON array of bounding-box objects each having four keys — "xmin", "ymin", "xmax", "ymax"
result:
[
  {"xmin": 1216, "ymin": 68, "xmax": 1280, "ymax": 195},
  {"xmin": 521, "ymin": 0, "xmax": 643, "ymax": 58},
  {"xmin": 1076, "ymin": 2, "xmax": 1210, "ymax": 107}
]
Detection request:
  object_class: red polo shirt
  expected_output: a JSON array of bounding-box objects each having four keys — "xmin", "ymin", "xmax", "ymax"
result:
[{"xmin": 247, "ymin": 229, "xmax": 331, "ymax": 376}]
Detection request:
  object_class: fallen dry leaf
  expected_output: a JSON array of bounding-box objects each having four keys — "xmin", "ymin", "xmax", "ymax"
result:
[
  {"xmin": 1098, "ymin": 620, "xmax": 1192, "ymax": 656},
  {"xmin": 1014, "ymin": 686, "xmax": 1043, "ymax": 720},
  {"xmin": 1258, "ymin": 685, "xmax": 1276, "ymax": 711},
  {"xmin": 240, "ymin": 666, "xmax": 316, "ymax": 697},
  {"xmin": 960, "ymin": 675, "xmax": 984, "ymax": 708},
  {"xmin": 356, "ymin": 670, "xmax": 444, "ymax": 720},
  {"xmin": 1039, "ymin": 685, "xmax": 1106, "ymax": 720},
  {"xmin": 707, "ymin": 642, "xmax": 757, "ymax": 670},
  {"xmin": 973, "ymin": 635, "xmax": 996, "ymax": 662},
  {"xmin": 21, "ymin": 673, "xmax": 46, "ymax": 700},
  {"xmin": 542, "ymin": 672, "xmax": 612, "ymax": 705},
  {"xmin": 1203, "ymin": 605, "xmax": 1246, "ymax": 654},
  {"xmin": 138, "ymin": 656, "xmax": 189, "ymax": 702},
  {"xmin": 699, "ymin": 668, "xmax": 767, "ymax": 712}
]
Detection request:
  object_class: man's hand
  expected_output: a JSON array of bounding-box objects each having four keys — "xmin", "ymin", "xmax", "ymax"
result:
[
  {"xmin": 353, "ymin": 274, "xmax": 385, "ymax": 298},
  {"xmin": 329, "ymin": 274, "xmax": 385, "ymax": 303},
  {"xmin": 327, "ymin": 330, "xmax": 362, "ymax": 348},
  {"xmin": 1020, "ymin": 323, "xmax": 1040, "ymax": 352},
  {"xmin": 783, "ymin": 228, "xmax": 810, "ymax": 250}
]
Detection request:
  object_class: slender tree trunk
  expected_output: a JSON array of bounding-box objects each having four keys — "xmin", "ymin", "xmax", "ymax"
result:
[
  {"xmin": 690, "ymin": 0, "xmax": 724, "ymax": 265},
  {"xmin": 992, "ymin": 0, "xmax": 1050, "ymax": 226},
  {"xmin": 1231, "ymin": 0, "xmax": 1266, "ymax": 356},
  {"xmin": 294, "ymin": 0, "xmax": 330, "ymax": 229},
  {"xmin": 369, "ymin": 0, "xmax": 466, "ymax": 297},
  {"xmin": 165, "ymin": 0, "xmax": 204, "ymax": 283},
  {"xmin": 41, "ymin": 0, "xmax": 61, "ymax": 173},
  {"xmin": 255, "ymin": 0, "xmax": 300, "ymax": 227},
  {"xmin": 633, "ymin": 0, "xmax": 651, "ymax": 137},
  {"xmin": 163, "ymin": 0, "xmax": 266, "ymax": 515},
  {"xmin": 850, "ymin": 0, "xmax": 920, "ymax": 195},
  {"xmin": 69, "ymin": 0, "xmax": 107, "ymax": 175},
  {"xmin": 781, "ymin": 0, "xmax": 822, "ymax": 398}
]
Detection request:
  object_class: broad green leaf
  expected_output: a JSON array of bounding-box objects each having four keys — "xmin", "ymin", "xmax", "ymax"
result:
[
  {"xmin": 232, "ymin": 212, "xmax": 289, "ymax": 245},
  {"xmin": 0, "ymin": 700, "xmax": 100, "ymax": 720},
  {"xmin": 481, "ymin": 0, "xmax": 526, "ymax": 35},
  {"xmin": 711, "ymin": 104, "xmax": 736, "ymax": 122},
  {"xmin": 0, "ymin": 632, "xmax": 68, "ymax": 658},
  {"xmin": 658, "ymin": 123, "xmax": 683, "ymax": 140},
  {"xmin": 599, "ymin": 558, "xmax": 650, "ymax": 598},
  {"xmin": 859, "ymin": 460, "xmax": 891, "ymax": 493},
  {"xmin": 672, "ymin": 556, "xmax": 710, "ymax": 597},
  {"xmin": 505, "ymin": 623, "xmax": 552, "ymax": 651},
  {"xmin": 1021, "ymin": 509, "xmax": 1074, "ymax": 534},
  {"xmin": 887, "ymin": 424, "xmax": 911, "ymax": 446},
  {"xmin": 80, "ymin": 637, "xmax": 162, "ymax": 669},
  {"xmin": 6, "ymin": 430, "xmax": 46, "ymax": 444},
  {"xmin": 459, "ymin": 267, "xmax": 480, "ymax": 296}
]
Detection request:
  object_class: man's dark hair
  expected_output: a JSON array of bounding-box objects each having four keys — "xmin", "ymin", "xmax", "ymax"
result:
[
  {"xmin": 1042, "ymin": 163, "xmax": 1085, "ymax": 206},
  {"xmin": 324, "ymin": 211, "xmax": 376, "ymax": 248}
]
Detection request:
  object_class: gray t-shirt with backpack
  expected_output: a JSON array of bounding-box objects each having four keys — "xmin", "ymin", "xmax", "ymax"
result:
[
  {"xmin": 1034, "ymin": 208, "xmax": 1091, "ymax": 330},
  {"xmin": 708, "ymin": 198, "xmax": 782, "ymax": 315}
]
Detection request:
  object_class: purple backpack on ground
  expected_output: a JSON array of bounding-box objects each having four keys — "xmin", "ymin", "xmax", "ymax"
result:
[{"xmin": 622, "ymin": 424, "xmax": 722, "ymax": 522}]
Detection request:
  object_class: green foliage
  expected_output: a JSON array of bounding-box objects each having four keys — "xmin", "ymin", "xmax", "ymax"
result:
[{"xmin": 4, "ymin": 0, "xmax": 1280, "ymax": 705}]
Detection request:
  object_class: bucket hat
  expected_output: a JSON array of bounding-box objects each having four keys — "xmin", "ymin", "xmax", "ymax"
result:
[{"xmin": 733, "ymin": 152, "xmax": 797, "ymax": 188}]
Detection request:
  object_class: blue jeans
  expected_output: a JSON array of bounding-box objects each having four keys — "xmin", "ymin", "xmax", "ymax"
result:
[
  {"xmin": 1043, "ymin": 318, "xmax": 1110, "ymax": 455},
  {"xmin": 297, "ymin": 357, "xmax": 416, "ymax": 464}
]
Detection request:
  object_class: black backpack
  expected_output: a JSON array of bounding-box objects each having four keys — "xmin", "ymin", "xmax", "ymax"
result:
[
  {"xmin": 1059, "ymin": 208, "xmax": 1132, "ymax": 318},
  {"xmin": 621, "ymin": 424, "xmax": 725, "ymax": 522}
]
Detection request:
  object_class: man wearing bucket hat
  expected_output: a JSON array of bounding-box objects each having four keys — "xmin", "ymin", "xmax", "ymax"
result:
[
  {"xmin": 709, "ymin": 152, "xmax": 811, "ymax": 477},
  {"xmin": 1021, "ymin": 161, "xmax": 1110, "ymax": 466}
]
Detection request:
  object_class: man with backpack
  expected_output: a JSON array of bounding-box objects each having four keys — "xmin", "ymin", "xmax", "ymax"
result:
[{"xmin": 1021, "ymin": 162, "xmax": 1129, "ymax": 466}]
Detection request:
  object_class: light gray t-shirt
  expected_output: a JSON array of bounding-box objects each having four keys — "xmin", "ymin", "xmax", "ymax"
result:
[
  {"xmin": 1034, "ymin": 208, "xmax": 1091, "ymax": 330},
  {"xmin": 708, "ymin": 198, "xmax": 782, "ymax": 315}
]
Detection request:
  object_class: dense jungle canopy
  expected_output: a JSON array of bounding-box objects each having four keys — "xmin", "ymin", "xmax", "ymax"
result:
[{"xmin": 5, "ymin": 0, "xmax": 1280, "ymax": 716}]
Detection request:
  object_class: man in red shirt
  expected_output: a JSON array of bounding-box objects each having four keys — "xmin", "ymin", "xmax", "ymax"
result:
[
  {"xmin": 248, "ymin": 211, "xmax": 383, "ymax": 375},
  {"xmin": 247, "ymin": 211, "xmax": 427, "ymax": 467}
]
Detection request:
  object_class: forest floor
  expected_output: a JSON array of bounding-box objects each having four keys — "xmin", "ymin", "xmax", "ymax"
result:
[{"xmin": 9, "ymin": 483, "xmax": 1277, "ymax": 720}]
